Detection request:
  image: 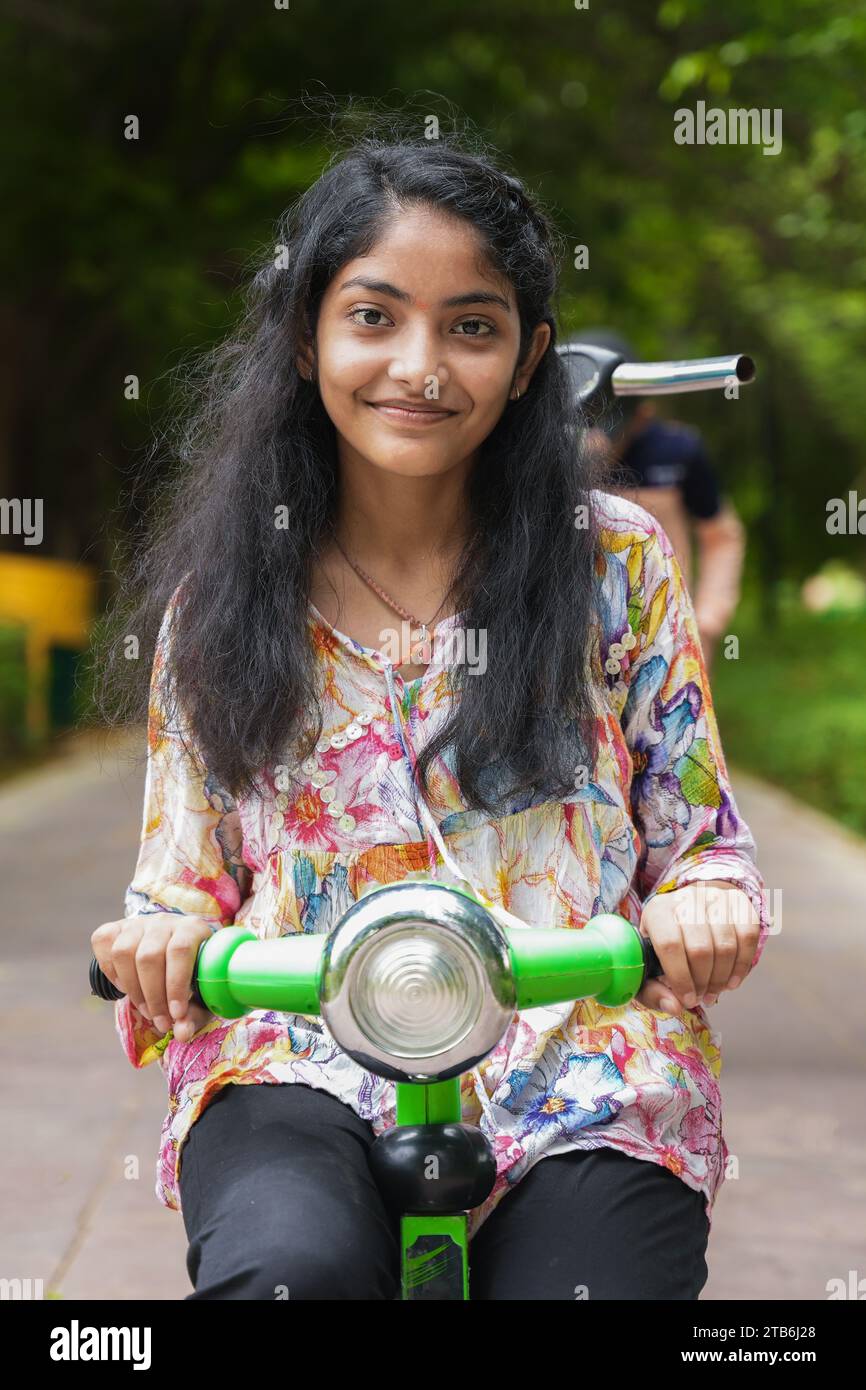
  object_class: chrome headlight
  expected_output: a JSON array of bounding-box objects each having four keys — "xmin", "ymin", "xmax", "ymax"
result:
[{"xmin": 319, "ymin": 881, "xmax": 517, "ymax": 1083}]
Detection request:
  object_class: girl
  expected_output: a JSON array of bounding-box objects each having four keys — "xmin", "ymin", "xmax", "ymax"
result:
[{"xmin": 92, "ymin": 133, "xmax": 769, "ymax": 1300}]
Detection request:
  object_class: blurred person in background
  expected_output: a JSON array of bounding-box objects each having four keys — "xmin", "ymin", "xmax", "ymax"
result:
[{"xmin": 564, "ymin": 331, "xmax": 746, "ymax": 675}]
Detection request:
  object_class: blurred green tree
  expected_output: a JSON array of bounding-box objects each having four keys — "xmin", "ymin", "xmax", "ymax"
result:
[{"xmin": 0, "ymin": 0, "xmax": 863, "ymax": 601}]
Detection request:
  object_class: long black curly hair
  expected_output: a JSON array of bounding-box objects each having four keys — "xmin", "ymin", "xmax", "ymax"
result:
[{"xmin": 93, "ymin": 130, "xmax": 607, "ymax": 817}]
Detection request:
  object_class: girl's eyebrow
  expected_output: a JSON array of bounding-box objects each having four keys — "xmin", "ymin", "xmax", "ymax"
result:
[{"xmin": 338, "ymin": 276, "xmax": 511, "ymax": 313}]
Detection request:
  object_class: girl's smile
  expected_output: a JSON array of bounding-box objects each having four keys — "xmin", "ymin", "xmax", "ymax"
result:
[{"xmin": 365, "ymin": 397, "xmax": 459, "ymax": 426}]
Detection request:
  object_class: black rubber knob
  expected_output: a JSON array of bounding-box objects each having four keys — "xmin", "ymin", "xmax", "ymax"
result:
[{"xmin": 369, "ymin": 1123, "xmax": 497, "ymax": 1215}]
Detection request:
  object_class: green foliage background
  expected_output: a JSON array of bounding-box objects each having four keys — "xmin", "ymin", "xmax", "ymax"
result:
[
  {"xmin": 1, "ymin": 0, "xmax": 865, "ymax": 818},
  {"xmin": 2, "ymin": 0, "xmax": 865, "ymax": 579}
]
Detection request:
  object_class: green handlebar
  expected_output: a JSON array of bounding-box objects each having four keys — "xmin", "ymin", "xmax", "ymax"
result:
[
  {"xmin": 505, "ymin": 914, "xmax": 647, "ymax": 1009},
  {"xmin": 195, "ymin": 926, "xmax": 327, "ymax": 1018},
  {"xmin": 192, "ymin": 911, "xmax": 650, "ymax": 1019}
]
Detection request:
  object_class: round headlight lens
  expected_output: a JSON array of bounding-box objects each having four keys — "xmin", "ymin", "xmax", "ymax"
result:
[{"xmin": 349, "ymin": 924, "xmax": 484, "ymax": 1058}]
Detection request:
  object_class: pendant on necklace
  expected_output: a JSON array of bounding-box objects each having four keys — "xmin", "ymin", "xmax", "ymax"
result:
[{"xmin": 410, "ymin": 622, "xmax": 433, "ymax": 665}]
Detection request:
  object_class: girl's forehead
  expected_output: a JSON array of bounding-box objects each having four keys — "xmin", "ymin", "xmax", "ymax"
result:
[{"xmin": 333, "ymin": 207, "xmax": 512, "ymax": 300}]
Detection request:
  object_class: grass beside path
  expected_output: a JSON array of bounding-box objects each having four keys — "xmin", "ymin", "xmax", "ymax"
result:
[{"xmin": 710, "ymin": 596, "xmax": 866, "ymax": 840}]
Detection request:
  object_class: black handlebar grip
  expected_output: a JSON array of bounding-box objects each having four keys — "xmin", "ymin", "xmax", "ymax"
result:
[
  {"xmin": 88, "ymin": 954, "xmax": 206, "ymax": 1011},
  {"xmin": 640, "ymin": 933, "xmax": 664, "ymax": 982},
  {"xmin": 89, "ymin": 955, "xmax": 125, "ymax": 1001}
]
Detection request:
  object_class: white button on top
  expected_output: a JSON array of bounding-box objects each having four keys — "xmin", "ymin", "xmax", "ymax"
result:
[
  {"xmin": 621, "ymin": 630, "xmax": 637, "ymax": 651},
  {"xmin": 320, "ymin": 786, "xmax": 336, "ymax": 803},
  {"xmin": 316, "ymin": 738, "xmax": 331, "ymax": 753},
  {"xmin": 345, "ymin": 723, "xmax": 364, "ymax": 740},
  {"xmin": 329, "ymin": 733, "xmax": 348, "ymax": 749},
  {"xmin": 605, "ymin": 656, "xmax": 622, "ymax": 675},
  {"xmin": 301, "ymin": 757, "xmax": 317, "ymax": 774},
  {"xmin": 338, "ymin": 814, "xmax": 356, "ymax": 832},
  {"xmin": 609, "ymin": 641, "xmax": 625, "ymax": 659},
  {"xmin": 326, "ymin": 800, "xmax": 345, "ymax": 818},
  {"xmin": 310, "ymin": 770, "xmax": 329, "ymax": 788},
  {"xmin": 356, "ymin": 712, "xmax": 374, "ymax": 725}
]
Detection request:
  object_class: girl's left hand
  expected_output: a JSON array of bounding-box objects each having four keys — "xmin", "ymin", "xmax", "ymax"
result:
[{"xmin": 635, "ymin": 880, "xmax": 761, "ymax": 1016}]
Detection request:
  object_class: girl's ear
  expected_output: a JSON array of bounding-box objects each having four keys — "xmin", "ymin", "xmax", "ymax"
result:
[
  {"xmin": 296, "ymin": 323, "xmax": 316, "ymax": 382},
  {"xmin": 296, "ymin": 342, "xmax": 315, "ymax": 381},
  {"xmin": 513, "ymin": 321, "xmax": 552, "ymax": 397}
]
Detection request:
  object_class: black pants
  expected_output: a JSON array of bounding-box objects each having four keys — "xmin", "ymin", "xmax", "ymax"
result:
[{"xmin": 179, "ymin": 1081, "xmax": 710, "ymax": 1300}]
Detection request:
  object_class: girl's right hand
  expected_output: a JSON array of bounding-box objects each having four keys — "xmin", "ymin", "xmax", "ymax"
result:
[{"xmin": 91, "ymin": 913, "xmax": 217, "ymax": 1043}]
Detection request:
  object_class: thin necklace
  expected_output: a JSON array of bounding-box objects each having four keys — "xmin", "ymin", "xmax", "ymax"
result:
[{"xmin": 329, "ymin": 526, "xmax": 452, "ymax": 666}]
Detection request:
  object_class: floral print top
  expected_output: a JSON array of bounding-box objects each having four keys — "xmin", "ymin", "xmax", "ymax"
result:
[{"xmin": 115, "ymin": 489, "xmax": 770, "ymax": 1238}]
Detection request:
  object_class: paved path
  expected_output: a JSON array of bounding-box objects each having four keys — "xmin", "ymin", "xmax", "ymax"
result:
[{"xmin": 1, "ymin": 731, "xmax": 863, "ymax": 1300}]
